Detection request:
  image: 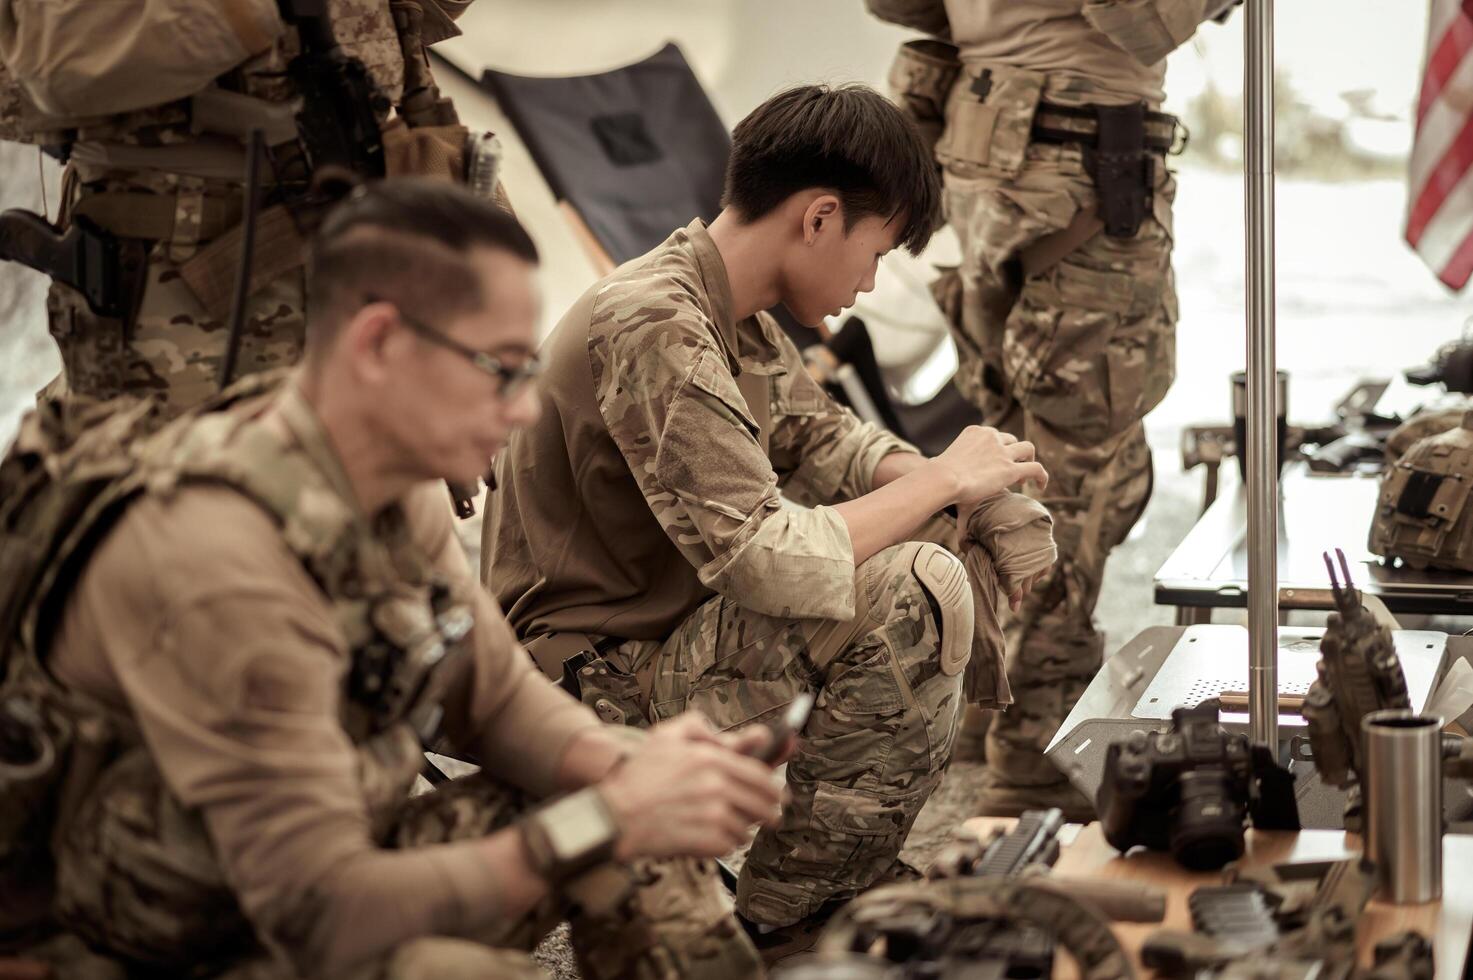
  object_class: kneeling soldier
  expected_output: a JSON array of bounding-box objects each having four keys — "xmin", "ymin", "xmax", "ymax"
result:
[{"xmin": 484, "ymin": 84, "xmax": 1057, "ymax": 960}]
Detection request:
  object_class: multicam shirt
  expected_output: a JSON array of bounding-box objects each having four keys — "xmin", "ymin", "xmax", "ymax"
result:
[{"xmin": 485, "ymin": 220, "xmax": 918, "ymax": 642}]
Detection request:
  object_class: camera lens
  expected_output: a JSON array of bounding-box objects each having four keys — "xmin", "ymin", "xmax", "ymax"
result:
[{"xmin": 1169, "ymin": 769, "xmax": 1245, "ymax": 870}]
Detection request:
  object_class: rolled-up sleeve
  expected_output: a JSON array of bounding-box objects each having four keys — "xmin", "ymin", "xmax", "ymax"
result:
[{"xmin": 594, "ymin": 309, "xmax": 859, "ymax": 621}]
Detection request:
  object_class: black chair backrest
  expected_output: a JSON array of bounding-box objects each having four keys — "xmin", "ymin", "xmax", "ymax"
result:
[{"xmin": 482, "ymin": 42, "xmax": 729, "ymax": 265}]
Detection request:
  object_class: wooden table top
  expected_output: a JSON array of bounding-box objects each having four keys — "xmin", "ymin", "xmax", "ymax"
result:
[{"xmin": 962, "ymin": 819, "xmax": 1473, "ymax": 979}]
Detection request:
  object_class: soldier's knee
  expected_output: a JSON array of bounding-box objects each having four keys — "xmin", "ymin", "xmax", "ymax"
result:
[{"xmin": 864, "ymin": 541, "xmax": 974, "ymax": 680}]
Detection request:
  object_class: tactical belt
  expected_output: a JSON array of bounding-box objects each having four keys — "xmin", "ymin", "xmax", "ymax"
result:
[{"xmin": 1030, "ymin": 102, "xmax": 1180, "ymax": 155}]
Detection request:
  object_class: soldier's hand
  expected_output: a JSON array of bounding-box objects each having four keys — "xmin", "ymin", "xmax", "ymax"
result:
[
  {"xmin": 1008, "ymin": 569, "xmax": 1049, "ymax": 612},
  {"xmin": 931, "ymin": 426, "xmax": 1048, "ymax": 509},
  {"xmin": 600, "ymin": 712, "xmax": 783, "ymax": 861}
]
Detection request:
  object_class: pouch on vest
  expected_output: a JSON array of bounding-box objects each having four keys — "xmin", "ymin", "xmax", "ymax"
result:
[
  {"xmin": 886, "ymin": 39, "xmax": 960, "ymax": 161},
  {"xmin": 936, "ymin": 65, "xmax": 1044, "ymax": 181},
  {"xmin": 382, "ymin": 117, "xmax": 471, "ymax": 182}
]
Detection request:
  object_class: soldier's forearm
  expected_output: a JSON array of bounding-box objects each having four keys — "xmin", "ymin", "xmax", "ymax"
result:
[
  {"xmin": 834, "ymin": 457, "xmax": 957, "ymax": 565},
  {"xmin": 554, "ymin": 727, "xmax": 636, "ymax": 792},
  {"xmin": 870, "ymin": 449, "xmax": 930, "ymax": 491}
]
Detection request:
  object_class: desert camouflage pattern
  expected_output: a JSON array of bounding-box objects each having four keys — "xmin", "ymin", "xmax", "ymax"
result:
[
  {"xmin": 487, "ymin": 220, "xmax": 918, "ymax": 645},
  {"xmin": 46, "ymin": 169, "xmax": 306, "ymax": 415},
  {"xmin": 3, "ymin": 0, "xmax": 435, "ymax": 418},
  {"xmin": 600, "ymin": 538, "xmax": 968, "ymax": 927},
  {"xmin": 45, "ymin": 768, "xmax": 756, "ymax": 980},
  {"xmin": 492, "ymin": 221, "xmax": 1056, "ymax": 924},
  {"xmin": 935, "ymin": 84, "xmax": 1177, "ymax": 809},
  {"xmin": 587, "ymin": 251, "xmax": 914, "ymax": 623}
]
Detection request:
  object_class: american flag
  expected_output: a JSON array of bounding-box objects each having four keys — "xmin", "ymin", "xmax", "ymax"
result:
[{"xmin": 1407, "ymin": 0, "xmax": 1473, "ymax": 289}]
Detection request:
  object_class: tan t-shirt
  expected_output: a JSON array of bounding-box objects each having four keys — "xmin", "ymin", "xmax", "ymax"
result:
[
  {"xmin": 49, "ymin": 396, "xmax": 601, "ymax": 975},
  {"xmin": 944, "ymin": 0, "xmax": 1167, "ymax": 105}
]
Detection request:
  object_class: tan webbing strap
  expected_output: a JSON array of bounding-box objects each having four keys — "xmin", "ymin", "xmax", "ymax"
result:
[
  {"xmin": 736, "ymin": 370, "xmax": 773, "ymax": 457},
  {"xmin": 178, "ymin": 204, "xmax": 308, "ymax": 320},
  {"xmin": 71, "ymin": 191, "xmax": 241, "ymax": 244},
  {"xmin": 633, "ymin": 648, "xmax": 661, "ymax": 707},
  {"xmin": 1019, "ymin": 207, "xmax": 1105, "ymax": 280}
]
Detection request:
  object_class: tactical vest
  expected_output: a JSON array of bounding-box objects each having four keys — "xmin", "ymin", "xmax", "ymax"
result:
[
  {"xmin": 0, "ymin": 374, "xmax": 473, "ymax": 949},
  {"xmin": 1369, "ymin": 410, "xmax": 1473, "ymax": 572}
]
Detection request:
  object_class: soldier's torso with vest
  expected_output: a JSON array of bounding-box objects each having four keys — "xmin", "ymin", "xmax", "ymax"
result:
[
  {"xmin": 0, "ymin": 374, "xmax": 475, "ymax": 963},
  {"xmin": 0, "ymin": 0, "xmax": 488, "ymax": 418}
]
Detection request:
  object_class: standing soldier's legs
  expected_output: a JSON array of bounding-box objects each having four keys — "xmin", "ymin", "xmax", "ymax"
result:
[
  {"xmin": 621, "ymin": 541, "xmax": 970, "ymax": 928},
  {"xmin": 940, "ymin": 160, "xmax": 1177, "ymax": 815}
]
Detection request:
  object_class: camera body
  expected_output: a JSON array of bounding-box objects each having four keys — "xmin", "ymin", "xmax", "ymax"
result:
[{"xmin": 1097, "ymin": 702, "xmax": 1299, "ymax": 870}]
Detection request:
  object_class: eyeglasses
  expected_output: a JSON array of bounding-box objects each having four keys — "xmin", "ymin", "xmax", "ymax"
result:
[{"xmin": 364, "ymin": 294, "xmax": 541, "ymax": 398}]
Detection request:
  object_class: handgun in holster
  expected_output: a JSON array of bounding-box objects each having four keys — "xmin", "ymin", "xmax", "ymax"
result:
[
  {"xmin": 0, "ymin": 209, "xmax": 148, "ymax": 324},
  {"xmin": 1085, "ymin": 102, "xmax": 1152, "ymax": 239}
]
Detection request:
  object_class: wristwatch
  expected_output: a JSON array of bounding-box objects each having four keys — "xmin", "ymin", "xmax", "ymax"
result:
[{"xmin": 518, "ymin": 787, "xmax": 621, "ymax": 885}]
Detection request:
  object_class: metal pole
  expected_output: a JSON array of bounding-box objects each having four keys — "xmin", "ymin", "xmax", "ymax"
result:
[{"xmin": 1244, "ymin": 0, "xmax": 1278, "ymax": 748}]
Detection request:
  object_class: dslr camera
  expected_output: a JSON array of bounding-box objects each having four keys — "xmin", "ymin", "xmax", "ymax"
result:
[{"xmin": 1097, "ymin": 701, "xmax": 1300, "ymax": 870}]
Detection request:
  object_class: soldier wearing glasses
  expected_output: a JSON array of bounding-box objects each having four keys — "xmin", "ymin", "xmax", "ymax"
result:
[{"xmin": 3, "ymin": 181, "xmax": 770, "ymax": 980}]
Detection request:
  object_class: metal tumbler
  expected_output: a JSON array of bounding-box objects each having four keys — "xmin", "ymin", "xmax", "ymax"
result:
[
  {"xmin": 1362, "ymin": 709, "xmax": 1444, "ymax": 903},
  {"xmin": 1231, "ymin": 369, "xmax": 1289, "ymax": 481}
]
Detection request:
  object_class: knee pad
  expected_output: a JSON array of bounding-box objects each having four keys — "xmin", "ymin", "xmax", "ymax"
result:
[{"xmin": 910, "ymin": 542, "xmax": 975, "ymax": 677}]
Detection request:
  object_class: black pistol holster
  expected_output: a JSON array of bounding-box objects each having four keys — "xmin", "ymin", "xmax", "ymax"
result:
[
  {"xmin": 1031, "ymin": 100, "xmax": 1179, "ymax": 240},
  {"xmin": 1085, "ymin": 102, "xmax": 1151, "ymax": 239},
  {"xmin": 0, "ymin": 210, "xmax": 148, "ymax": 323}
]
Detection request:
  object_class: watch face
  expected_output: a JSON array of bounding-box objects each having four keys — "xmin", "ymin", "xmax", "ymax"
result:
[{"xmin": 545, "ymin": 794, "xmax": 615, "ymax": 859}]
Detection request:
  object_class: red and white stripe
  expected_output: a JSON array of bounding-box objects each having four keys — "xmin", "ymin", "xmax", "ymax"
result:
[{"xmin": 1407, "ymin": 0, "xmax": 1473, "ymax": 290}]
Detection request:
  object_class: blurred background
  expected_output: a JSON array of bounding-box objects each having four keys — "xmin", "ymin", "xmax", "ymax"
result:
[{"xmin": 1, "ymin": 0, "xmax": 1465, "ymax": 645}]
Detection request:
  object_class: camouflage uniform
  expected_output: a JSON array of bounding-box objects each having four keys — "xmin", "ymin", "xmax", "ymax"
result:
[
  {"xmin": 876, "ymin": 0, "xmax": 1225, "ymax": 812},
  {"xmin": 486, "ymin": 220, "xmax": 1053, "ymax": 927},
  {"xmin": 0, "ymin": 0, "xmax": 471, "ymax": 418},
  {"xmin": 12, "ymin": 378, "xmax": 756, "ymax": 978},
  {"xmin": 50, "ymin": 762, "xmax": 751, "ymax": 980}
]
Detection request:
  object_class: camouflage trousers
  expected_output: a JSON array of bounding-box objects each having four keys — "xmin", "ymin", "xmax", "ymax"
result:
[
  {"xmin": 605, "ymin": 540, "xmax": 967, "ymax": 928},
  {"xmin": 40, "ymin": 748, "xmax": 756, "ymax": 979},
  {"xmin": 46, "ymin": 168, "xmax": 305, "ymax": 418},
  {"xmin": 936, "ymin": 143, "xmax": 1178, "ymax": 798}
]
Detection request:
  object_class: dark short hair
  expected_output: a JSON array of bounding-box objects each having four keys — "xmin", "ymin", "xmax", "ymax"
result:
[
  {"xmin": 722, "ymin": 84, "xmax": 942, "ymax": 255},
  {"xmin": 305, "ymin": 178, "xmax": 538, "ymax": 352}
]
